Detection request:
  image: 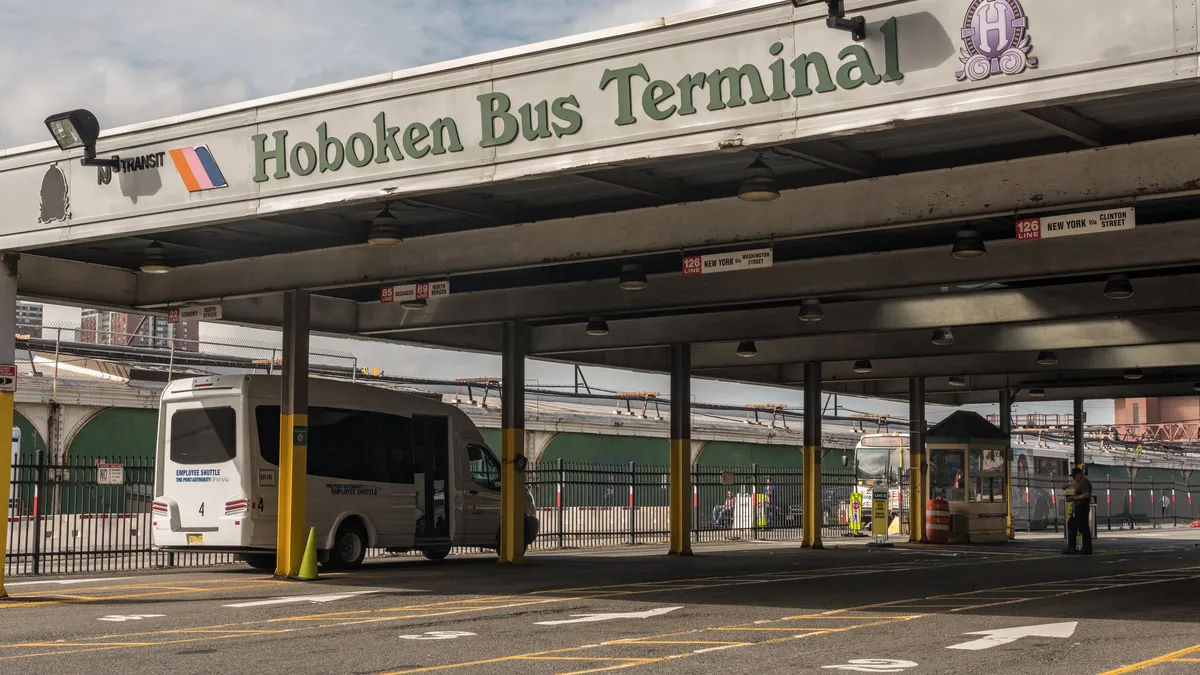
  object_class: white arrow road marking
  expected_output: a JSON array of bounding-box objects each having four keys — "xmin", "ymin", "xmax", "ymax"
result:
[
  {"xmin": 947, "ymin": 622, "xmax": 1078, "ymax": 651},
  {"xmin": 223, "ymin": 590, "xmax": 385, "ymax": 608},
  {"xmin": 98, "ymin": 614, "xmax": 165, "ymax": 622},
  {"xmin": 536, "ymin": 606, "xmax": 682, "ymax": 626},
  {"xmin": 823, "ymin": 659, "xmax": 918, "ymax": 672},
  {"xmin": 399, "ymin": 631, "xmax": 476, "ymax": 640},
  {"xmin": 7, "ymin": 577, "xmax": 134, "ymax": 587}
]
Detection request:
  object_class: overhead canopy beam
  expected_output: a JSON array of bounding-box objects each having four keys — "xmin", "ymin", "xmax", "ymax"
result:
[
  {"xmin": 573, "ymin": 167, "xmax": 692, "ymax": 201},
  {"xmin": 525, "ymin": 272, "xmax": 1200, "ymax": 355},
  {"xmin": 772, "ymin": 140, "xmax": 883, "ymax": 177},
  {"xmin": 356, "ymin": 218, "xmax": 1200, "ymax": 337},
  {"xmin": 1016, "ymin": 106, "xmax": 1112, "ymax": 147},
  {"xmin": 130, "ymin": 133, "xmax": 1200, "ymax": 308},
  {"xmin": 931, "ymin": 380, "xmax": 1200, "ymax": 405}
]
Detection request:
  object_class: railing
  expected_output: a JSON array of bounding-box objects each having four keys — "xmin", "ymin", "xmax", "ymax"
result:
[
  {"xmin": 986, "ymin": 413, "xmax": 1086, "ymax": 429},
  {"xmin": 1011, "ymin": 474, "xmax": 1200, "ymax": 532}
]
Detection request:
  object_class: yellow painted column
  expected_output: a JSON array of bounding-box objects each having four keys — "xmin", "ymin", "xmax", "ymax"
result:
[
  {"xmin": 275, "ymin": 290, "xmax": 310, "ymax": 578},
  {"xmin": 499, "ymin": 322, "xmax": 527, "ymax": 564},
  {"xmin": 909, "ymin": 378, "xmax": 926, "ymax": 543},
  {"xmin": 668, "ymin": 344, "xmax": 693, "ymax": 556},
  {"xmin": 0, "ymin": 254, "xmax": 17, "ymax": 597},
  {"xmin": 802, "ymin": 362, "xmax": 823, "ymax": 549}
]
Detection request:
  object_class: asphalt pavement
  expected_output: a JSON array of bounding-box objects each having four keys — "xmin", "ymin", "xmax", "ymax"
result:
[{"xmin": 2, "ymin": 530, "xmax": 1199, "ymax": 674}]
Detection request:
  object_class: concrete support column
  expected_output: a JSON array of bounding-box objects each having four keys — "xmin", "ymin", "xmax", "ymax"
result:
[
  {"xmin": 499, "ymin": 321, "xmax": 528, "ymax": 564},
  {"xmin": 275, "ymin": 290, "xmax": 310, "ymax": 578},
  {"xmin": 908, "ymin": 378, "xmax": 927, "ymax": 543},
  {"xmin": 668, "ymin": 344, "xmax": 693, "ymax": 556},
  {"xmin": 1073, "ymin": 399, "xmax": 1085, "ymax": 470},
  {"xmin": 0, "ymin": 254, "xmax": 17, "ymax": 597},
  {"xmin": 802, "ymin": 362, "xmax": 823, "ymax": 549},
  {"xmin": 1000, "ymin": 389, "xmax": 1014, "ymax": 540}
]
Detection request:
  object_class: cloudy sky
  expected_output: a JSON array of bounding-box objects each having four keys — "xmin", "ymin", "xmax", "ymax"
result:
[{"xmin": 7, "ymin": 0, "xmax": 1113, "ymax": 422}]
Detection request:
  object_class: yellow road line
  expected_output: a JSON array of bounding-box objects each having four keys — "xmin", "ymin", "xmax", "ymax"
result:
[{"xmin": 1096, "ymin": 644, "xmax": 1200, "ymax": 674}]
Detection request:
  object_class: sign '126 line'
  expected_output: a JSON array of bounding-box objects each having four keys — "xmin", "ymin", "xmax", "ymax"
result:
[{"xmin": 682, "ymin": 248, "xmax": 773, "ymax": 275}]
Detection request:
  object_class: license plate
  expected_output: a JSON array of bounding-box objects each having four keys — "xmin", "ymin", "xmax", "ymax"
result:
[{"xmin": 187, "ymin": 533, "xmax": 204, "ymax": 546}]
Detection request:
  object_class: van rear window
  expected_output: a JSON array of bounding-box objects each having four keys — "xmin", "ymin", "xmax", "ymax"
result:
[{"xmin": 170, "ymin": 407, "xmax": 237, "ymax": 465}]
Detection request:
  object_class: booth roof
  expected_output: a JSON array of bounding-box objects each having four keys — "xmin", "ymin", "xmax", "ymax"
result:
[{"xmin": 926, "ymin": 410, "xmax": 1010, "ymax": 446}]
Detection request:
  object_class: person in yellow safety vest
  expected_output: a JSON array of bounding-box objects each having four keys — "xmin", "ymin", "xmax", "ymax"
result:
[{"xmin": 1063, "ymin": 467, "xmax": 1093, "ymax": 555}]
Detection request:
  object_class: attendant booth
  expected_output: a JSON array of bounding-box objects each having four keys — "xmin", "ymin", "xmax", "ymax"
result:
[{"xmin": 925, "ymin": 411, "xmax": 1010, "ymax": 544}]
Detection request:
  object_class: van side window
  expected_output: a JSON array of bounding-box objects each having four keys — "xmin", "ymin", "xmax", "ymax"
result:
[
  {"xmin": 255, "ymin": 405, "xmax": 414, "ymax": 484},
  {"xmin": 467, "ymin": 444, "xmax": 500, "ymax": 489},
  {"xmin": 171, "ymin": 407, "xmax": 237, "ymax": 465}
]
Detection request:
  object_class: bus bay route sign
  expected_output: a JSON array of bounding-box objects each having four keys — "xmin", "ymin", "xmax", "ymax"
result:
[
  {"xmin": 0, "ymin": 364, "xmax": 14, "ymax": 393},
  {"xmin": 1016, "ymin": 207, "xmax": 1135, "ymax": 241}
]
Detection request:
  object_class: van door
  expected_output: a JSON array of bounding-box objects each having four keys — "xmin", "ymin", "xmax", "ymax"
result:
[
  {"xmin": 162, "ymin": 403, "xmax": 243, "ymax": 546},
  {"xmin": 413, "ymin": 415, "xmax": 451, "ymax": 545},
  {"xmin": 463, "ymin": 443, "xmax": 502, "ymax": 545}
]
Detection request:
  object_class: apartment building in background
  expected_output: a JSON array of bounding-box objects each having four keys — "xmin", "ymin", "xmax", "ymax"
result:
[
  {"xmin": 15, "ymin": 301, "xmax": 43, "ymax": 338},
  {"xmin": 80, "ymin": 310, "xmax": 199, "ymax": 352}
]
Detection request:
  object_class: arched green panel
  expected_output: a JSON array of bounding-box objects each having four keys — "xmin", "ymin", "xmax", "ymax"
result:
[
  {"xmin": 13, "ymin": 409, "xmax": 46, "ymax": 461},
  {"xmin": 478, "ymin": 427, "xmax": 502, "ymax": 453},
  {"xmin": 822, "ymin": 449, "xmax": 851, "ymax": 470},
  {"xmin": 1137, "ymin": 467, "xmax": 1180, "ymax": 482},
  {"xmin": 540, "ymin": 433, "xmax": 668, "ymax": 467},
  {"xmin": 68, "ymin": 408, "xmax": 159, "ymax": 462},
  {"xmin": 696, "ymin": 442, "xmax": 803, "ymax": 468},
  {"xmin": 1088, "ymin": 464, "xmax": 1127, "ymax": 481},
  {"xmin": 9, "ymin": 410, "xmax": 47, "ymax": 516},
  {"xmin": 65, "ymin": 408, "xmax": 159, "ymax": 514}
]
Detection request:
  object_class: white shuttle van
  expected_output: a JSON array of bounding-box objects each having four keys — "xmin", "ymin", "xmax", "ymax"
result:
[{"xmin": 152, "ymin": 375, "xmax": 538, "ymax": 568}]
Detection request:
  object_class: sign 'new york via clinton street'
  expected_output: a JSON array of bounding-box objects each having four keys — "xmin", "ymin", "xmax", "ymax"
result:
[{"xmin": 251, "ymin": 19, "xmax": 903, "ymax": 183}]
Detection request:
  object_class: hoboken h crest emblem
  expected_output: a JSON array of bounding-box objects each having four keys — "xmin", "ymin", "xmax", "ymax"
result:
[{"xmin": 956, "ymin": 0, "xmax": 1037, "ymax": 82}]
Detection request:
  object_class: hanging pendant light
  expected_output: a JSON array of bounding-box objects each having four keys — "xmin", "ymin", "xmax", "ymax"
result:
[
  {"xmin": 1124, "ymin": 368, "xmax": 1143, "ymax": 380},
  {"xmin": 932, "ymin": 327, "xmax": 955, "ymax": 346},
  {"xmin": 798, "ymin": 298, "xmax": 824, "ymax": 322},
  {"xmin": 1036, "ymin": 351, "xmax": 1058, "ymax": 366},
  {"xmin": 737, "ymin": 158, "xmax": 780, "ymax": 203},
  {"xmin": 140, "ymin": 241, "xmax": 172, "ymax": 274},
  {"xmin": 853, "ymin": 359, "xmax": 873, "ymax": 374},
  {"xmin": 948, "ymin": 375, "xmax": 967, "ymax": 388},
  {"xmin": 368, "ymin": 207, "xmax": 402, "ymax": 246},
  {"xmin": 1103, "ymin": 273, "xmax": 1133, "ymax": 299},
  {"xmin": 1029, "ymin": 388, "xmax": 1046, "ymax": 398},
  {"xmin": 400, "ymin": 298, "xmax": 427, "ymax": 310},
  {"xmin": 951, "ymin": 227, "xmax": 986, "ymax": 259},
  {"xmin": 586, "ymin": 318, "xmax": 610, "ymax": 336},
  {"xmin": 736, "ymin": 341, "xmax": 758, "ymax": 358},
  {"xmin": 617, "ymin": 264, "xmax": 648, "ymax": 291}
]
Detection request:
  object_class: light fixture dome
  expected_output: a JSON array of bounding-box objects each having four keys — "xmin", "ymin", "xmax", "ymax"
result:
[
  {"xmin": 1124, "ymin": 368, "xmax": 1143, "ymax": 380},
  {"xmin": 140, "ymin": 241, "xmax": 172, "ymax": 274},
  {"xmin": 368, "ymin": 207, "xmax": 402, "ymax": 246},
  {"xmin": 798, "ymin": 298, "xmax": 824, "ymax": 322},
  {"xmin": 1036, "ymin": 351, "xmax": 1058, "ymax": 366},
  {"xmin": 401, "ymin": 298, "xmax": 427, "ymax": 310},
  {"xmin": 1104, "ymin": 273, "xmax": 1133, "ymax": 299},
  {"xmin": 618, "ymin": 264, "xmax": 648, "ymax": 291},
  {"xmin": 737, "ymin": 158, "xmax": 780, "ymax": 203},
  {"xmin": 586, "ymin": 318, "xmax": 610, "ymax": 336},
  {"xmin": 1029, "ymin": 388, "xmax": 1046, "ymax": 398},
  {"xmin": 951, "ymin": 227, "xmax": 986, "ymax": 259},
  {"xmin": 932, "ymin": 327, "xmax": 955, "ymax": 346},
  {"xmin": 736, "ymin": 341, "xmax": 758, "ymax": 358},
  {"xmin": 948, "ymin": 375, "xmax": 967, "ymax": 388},
  {"xmin": 853, "ymin": 359, "xmax": 873, "ymax": 374}
]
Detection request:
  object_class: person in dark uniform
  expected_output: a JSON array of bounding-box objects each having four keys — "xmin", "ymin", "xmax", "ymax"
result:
[{"xmin": 1063, "ymin": 467, "xmax": 1093, "ymax": 555}]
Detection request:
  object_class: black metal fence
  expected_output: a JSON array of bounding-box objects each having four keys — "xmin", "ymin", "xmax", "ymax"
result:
[
  {"xmin": 5, "ymin": 453, "xmax": 236, "ymax": 577},
  {"xmin": 524, "ymin": 460, "xmax": 856, "ymax": 549},
  {"xmin": 1012, "ymin": 474, "xmax": 1200, "ymax": 532},
  {"xmin": 8, "ymin": 453, "xmax": 1199, "ymax": 577}
]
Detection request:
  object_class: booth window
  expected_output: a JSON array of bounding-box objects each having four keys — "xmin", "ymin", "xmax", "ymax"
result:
[
  {"xmin": 929, "ymin": 448, "xmax": 966, "ymax": 501},
  {"xmin": 970, "ymin": 448, "xmax": 1006, "ymax": 503}
]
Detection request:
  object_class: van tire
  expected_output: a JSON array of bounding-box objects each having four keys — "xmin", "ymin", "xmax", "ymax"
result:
[
  {"xmin": 241, "ymin": 554, "xmax": 276, "ymax": 571},
  {"xmin": 327, "ymin": 520, "xmax": 368, "ymax": 569},
  {"xmin": 422, "ymin": 546, "xmax": 452, "ymax": 561}
]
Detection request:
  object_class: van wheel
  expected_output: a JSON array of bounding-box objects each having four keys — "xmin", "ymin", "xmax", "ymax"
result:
[
  {"xmin": 327, "ymin": 520, "xmax": 367, "ymax": 569},
  {"xmin": 422, "ymin": 546, "xmax": 452, "ymax": 561},
  {"xmin": 240, "ymin": 554, "xmax": 275, "ymax": 570}
]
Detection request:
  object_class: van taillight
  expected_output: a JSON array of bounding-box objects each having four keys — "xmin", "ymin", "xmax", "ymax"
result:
[
  {"xmin": 225, "ymin": 498, "xmax": 249, "ymax": 516},
  {"xmin": 152, "ymin": 501, "xmax": 169, "ymax": 515}
]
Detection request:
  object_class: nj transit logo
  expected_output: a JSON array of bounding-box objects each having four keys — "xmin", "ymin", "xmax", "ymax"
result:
[{"xmin": 169, "ymin": 145, "xmax": 228, "ymax": 192}]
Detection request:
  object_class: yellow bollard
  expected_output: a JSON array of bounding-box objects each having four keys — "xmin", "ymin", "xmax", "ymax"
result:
[{"xmin": 298, "ymin": 527, "xmax": 319, "ymax": 581}]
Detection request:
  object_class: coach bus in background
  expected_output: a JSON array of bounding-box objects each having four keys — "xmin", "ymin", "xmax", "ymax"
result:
[{"xmin": 152, "ymin": 375, "xmax": 538, "ymax": 569}]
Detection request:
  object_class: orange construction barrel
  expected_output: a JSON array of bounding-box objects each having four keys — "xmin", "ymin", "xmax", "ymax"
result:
[{"xmin": 925, "ymin": 497, "xmax": 951, "ymax": 544}]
